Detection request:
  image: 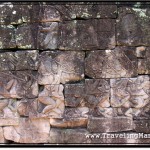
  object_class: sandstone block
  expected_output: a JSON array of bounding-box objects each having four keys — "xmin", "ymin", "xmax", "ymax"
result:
[
  {"xmin": 0, "ymin": 71, "xmax": 38, "ymax": 99},
  {"xmin": 0, "ymin": 50, "xmax": 39, "ymax": 71},
  {"xmin": 117, "ymin": 7, "xmax": 150, "ymax": 46},
  {"xmin": 3, "ymin": 118, "xmax": 50, "ymax": 143},
  {"xmin": 0, "ymin": 127, "xmax": 6, "ymax": 143},
  {"xmin": 58, "ymin": 19, "xmax": 115, "ymax": 50},
  {"xmin": 16, "ymin": 23, "xmax": 38, "ymax": 49},
  {"xmin": 0, "ymin": 25, "xmax": 16, "ymax": 49},
  {"xmin": 38, "ymin": 84, "xmax": 64, "ymax": 118},
  {"xmin": 49, "ymin": 128, "xmax": 91, "ymax": 143},
  {"xmin": 85, "ymin": 47, "xmax": 137, "ymax": 78},
  {"xmin": 110, "ymin": 75, "xmax": 150, "ymax": 108},
  {"xmin": 87, "ymin": 117, "xmax": 134, "ymax": 133},
  {"xmin": 38, "ymin": 51, "xmax": 84, "ymax": 84}
]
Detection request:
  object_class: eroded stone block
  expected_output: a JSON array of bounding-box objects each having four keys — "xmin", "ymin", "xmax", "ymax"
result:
[
  {"xmin": 0, "ymin": 50, "xmax": 39, "ymax": 71},
  {"xmin": 16, "ymin": 23, "xmax": 38, "ymax": 49},
  {"xmin": 3, "ymin": 118, "xmax": 50, "ymax": 143},
  {"xmin": 49, "ymin": 128, "xmax": 91, "ymax": 143},
  {"xmin": 0, "ymin": 71, "xmax": 38, "ymax": 99},
  {"xmin": 55, "ymin": 4, "xmax": 117, "ymax": 20},
  {"xmin": 0, "ymin": 25, "xmax": 16, "ymax": 49},
  {"xmin": 38, "ymin": 51, "xmax": 84, "ymax": 84},
  {"xmin": 85, "ymin": 47, "xmax": 137, "ymax": 78},
  {"xmin": 38, "ymin": 84, "xmax": 64, "ymax": 118},
  {"xmin": 117, "ymin": 7, "xmax": 150, "ymax": 46},
  {"xmin": 87, "ymin": 117, "xmax": 133, "ymax": 133},
  {"xmin": 110, "ymin": 75, "xmax": 150, "ymax": 108},
  {"xmin": 58, "ymin": 19, "xmax": 115, "ymax": 50}
]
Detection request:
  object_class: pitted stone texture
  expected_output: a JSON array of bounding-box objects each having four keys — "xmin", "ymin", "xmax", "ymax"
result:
[
  {"xmin": 38, "ymin": 51, "xmax": 84, "ymax": 84},
  {"xmin": 0, "ymin": 99, "xmax": 19, "ymax": 126},
  {"xmin": 117, "ymin": 7, "xmax": 150, "ymax": 46},
  {"xmin": 38, "ymin": 22, "xmax": 58, "ymax": 50},
  {"xmin": 110, "ymin": 75, "xmax": 150, "ymax": 108},
  {"xmin": 87, "ymin": 117, "xmax": 134, "ymax": 133},
  {"xmin": 0, "ymin": 71, "xmax": 38, "ymax": 99},
  {"xmin": 0, "ymin": 50, "xmax": 39, "ymax": 71},
  {"xmin": 55, "ymin": 4, "xmax": 117, "ymax": 20},
  {"xmin": 0, "ymin": 127, "xmax": 6, "ymax": 143},
  {"xmin": 0, "ymin": 25, "xmax": 16, "ymax": 49},
  {"xmin": 85, "ymin": 47, "xmax": 137, "ymax": 78},
  {"xmin": 38, "ymin": 84, "xmax": 64, "ymax": 118},
  {"xmin": 3, "ymin": 118, "xmax": 50, "ymax": 143},
  {"xmin": 17, "ymin": 99, "xmax": 38, "ymax": 118},
  {"xmin": 58, "ymin": 19, "xmax": 115, "ymax": 50},
  {"xmin": 49, "ymin": 128, "xmax": 91, "ymax": 143},
  {"xmin": 136, "ymin": 46, "xmax": 146, "ymax": 58},
  {"xmin": 65, "ymin": 79, "xmax": 110, "ymax": 108},
  {"xmin": 16, "ymin": 23, "xmax": 38, "ymax": 49}
]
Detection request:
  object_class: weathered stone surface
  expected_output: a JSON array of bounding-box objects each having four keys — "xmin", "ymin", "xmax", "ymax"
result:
[
  {"xmin": 0, "ymin": 71, "xmax": 38, "ymax": 99},
  {"xmin": 65, "ymin": 79, "xmax": 110, "ymax": 108},
  {"xmin": 110, "ymin": 75, "xmax": 150, "ymax": 108},
  {"xmin": 134, "ymin": 120, "xmax": 150, "ymax": 134},
  {"xmin": 87, "ymin": 117, "xmax": 134, "ymax": 133},
  {"xmin": 55, "ymin": 4, "xmax": 117, "ymax": 20},
  {"xmin": 49, "ymin": 128, "xmax": 91, "ymax": 143},
  {"xmin": 38, "ymin": 84, "xmax": 64, "ymax": 118},
  {"xmin": 0, "ymin": 3, "xmax": 22, "ymax": 25},
  {"xmin": 17, "ymin": 99, "xmax": 38, "ymax": 117},
  {"xmin": 38, "ymin": 22, "xmax": 58, "ymax": 50},
  {"xmin": 0, "ymin": 50, "xmax": 38, "ymax": 71},
  {"xmin": 85, "ymin": 47, "xmax": 137, "ymax": 78},
  {"xmin": 38, "ymin": 51, "xmax": 84, "ymax": 84},
  {"xmin": 117, "ymin": 7, "xmax": 150, "ymax": 46},
  {"xmin": 0, "ymin": 127, "xmax": 6, "ymax": 143},
  {"xmin": 65, "ymin": 84, "xmax": 85, "ymax": 107},
  {"xmin": 3, "ymin": 118, "xmax": 50, "ymax": 143},
  {"xmin": 0, "ymin": 25, "xmax": 16, "ymax": 49},
  {"xmin": 16, "ymin": 23, "xmax": 38, "ymax": 49},
  {"xmin": 49, "ymin": 107, "xmax": 89, "ymax": 128},
  {"xmin": 50, "ymin": 117, "xmax": 87, "ymax": 128},
  {"xmin": 58, "ymin": 19, "xmax": 115, "ymax": 50}
]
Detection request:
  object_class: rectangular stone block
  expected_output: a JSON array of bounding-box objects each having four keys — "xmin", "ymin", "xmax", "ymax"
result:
[
  {"xmin": 0, "ymin": 50, "xmax": 39, "ymax": 71},
  {"xmin": 3, "ymin": 118, "xmax": 50, "ymax": 143},
  {"xmin": 110, "ymin": 75, "xmax": 150, "ymax": 108},
  {"xmin": 49, "ymin": 128, "xmax": 91, "ymax": 143},
  {"xmin": 38, "ymin": 51, "xmax": 84, "ymax": 84},
  {"xmin": 85, "ymin": 47, "xmax": 137, "ymax": 78},
  {"xmin": 16, "ymin": 23, "xmax": 38, "ymax": 49},
  {"xmin": 0, "ymin": 25, "xmax": 16, "ymax": 49},
  {"xmin": 87, "ymin": 117, "xmax": 134, "ymax": 133},
  {"xmin": 117, "ymin": 7, "xmax": 150, "ymax": 46},
  {"xmin": 55, "ymin": 4, "xmax": 117, "ymax": 20},
  {"xmin": 38, "ymin": 84, "xmax": 65, "ymax": 118},
  {"xmin": 58, "ymin": 19, "xmax": 115, "ymax": 50},
  {"xmin": 0, "ymin": 71, "xmax": 38, "ymax": 99}
]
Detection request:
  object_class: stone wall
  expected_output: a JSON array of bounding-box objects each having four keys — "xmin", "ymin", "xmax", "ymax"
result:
[{"xmin": 0, "ymin": 2, "xmax": 150, "ymax": 145}]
